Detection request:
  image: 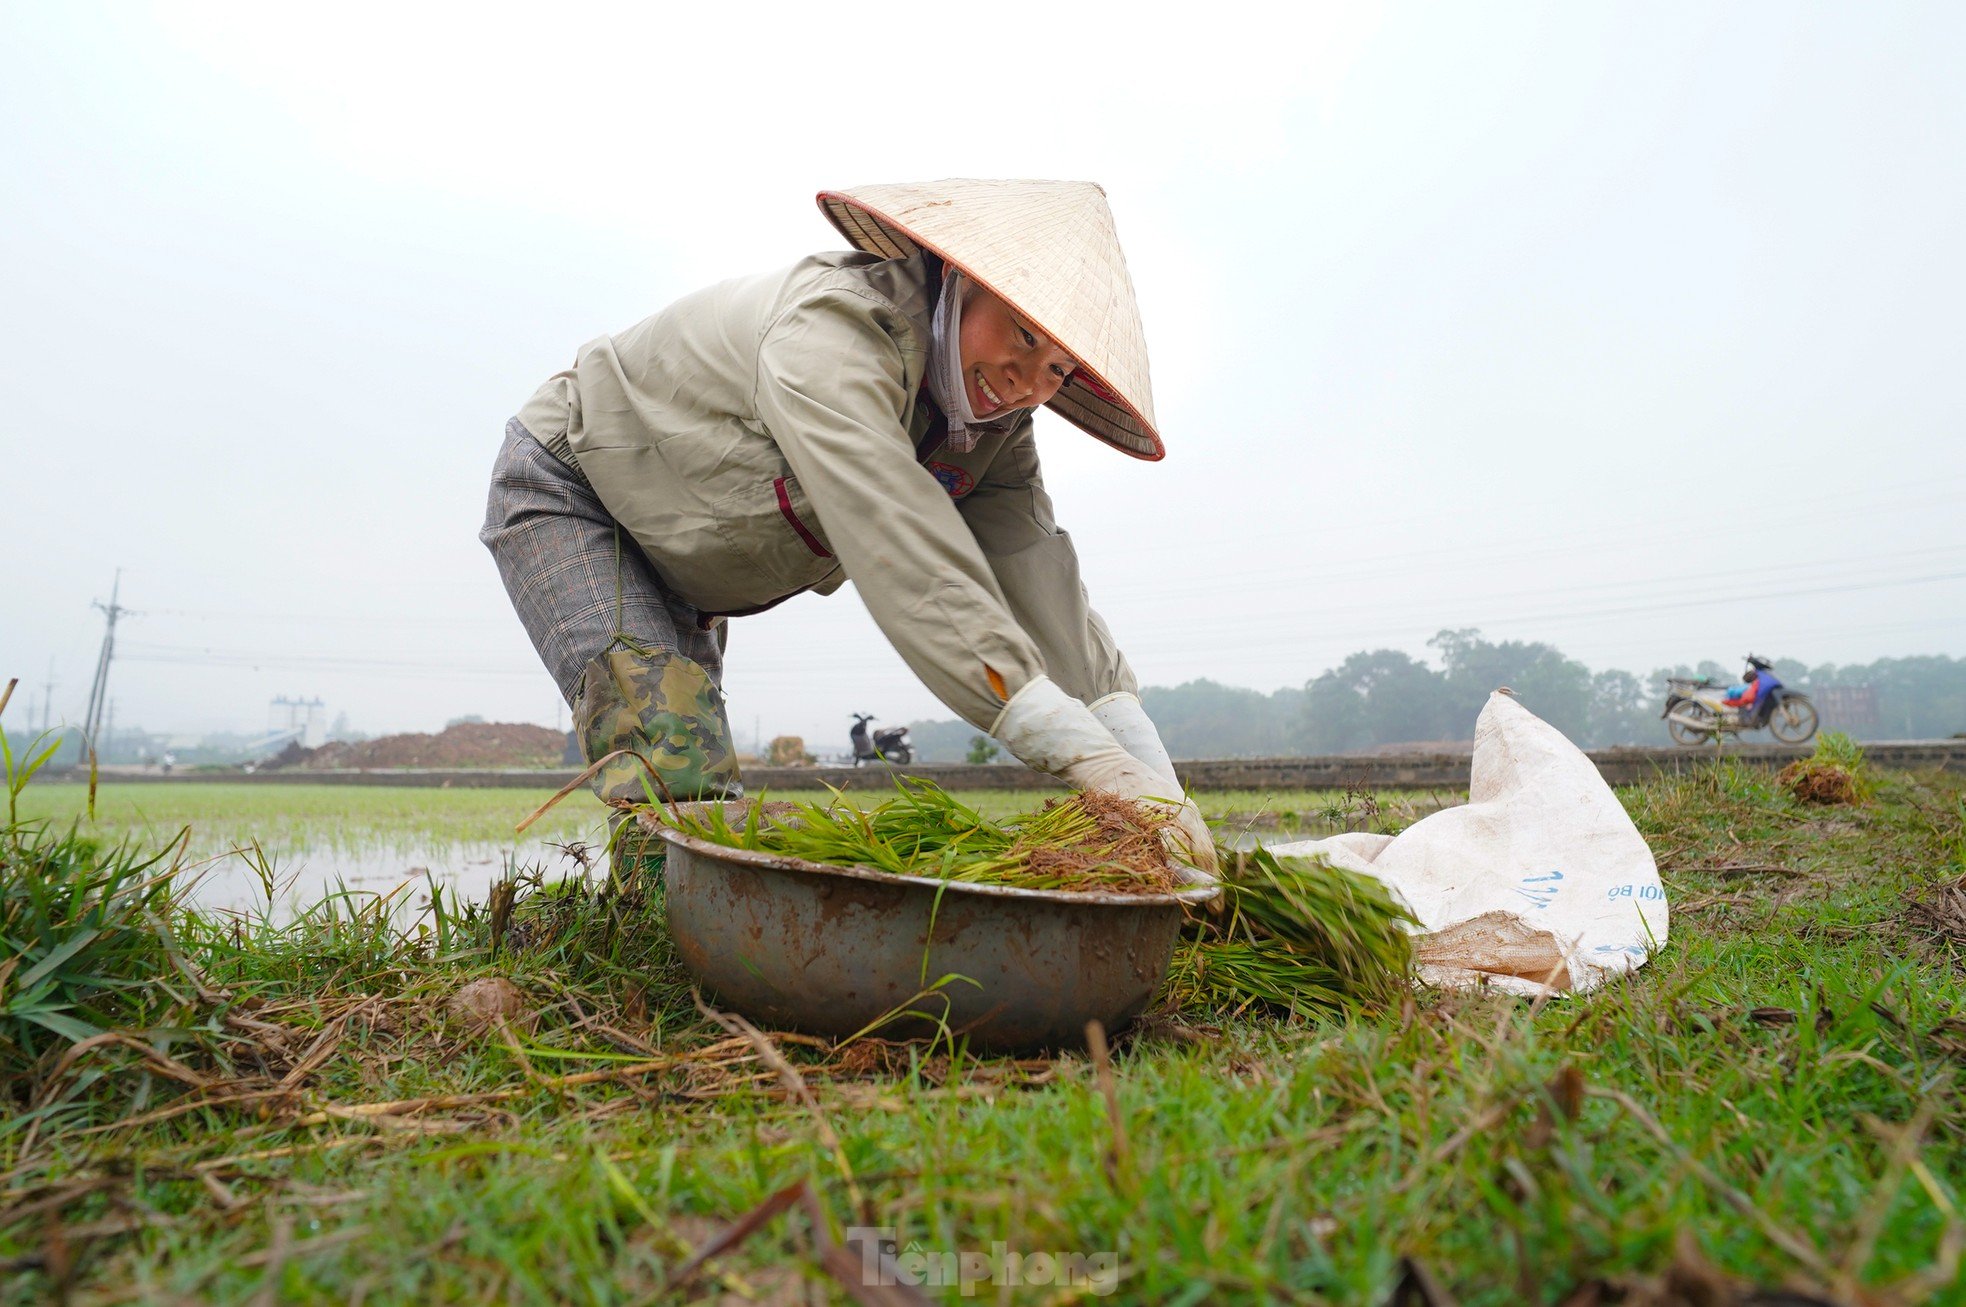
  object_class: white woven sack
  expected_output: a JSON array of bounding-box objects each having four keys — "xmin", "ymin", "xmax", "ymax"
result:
[{"xmin": 1269, "ymin": 690, "xmax": 1668, "ymax": 995}]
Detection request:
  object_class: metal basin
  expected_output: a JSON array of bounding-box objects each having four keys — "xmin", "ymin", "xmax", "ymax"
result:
[{"xmin": 642, "ymin": 803, "xmax": 1220, "ymax": 1052}]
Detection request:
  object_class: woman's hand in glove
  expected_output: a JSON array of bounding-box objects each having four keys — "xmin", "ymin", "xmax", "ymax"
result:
[
  {"xmin": 991, "ymin": 676, "xmax": 1218, "ymax": 883},
  {"xmin": 1057, "ymin": 750, "xmax": 1219, "ymax": 882}
]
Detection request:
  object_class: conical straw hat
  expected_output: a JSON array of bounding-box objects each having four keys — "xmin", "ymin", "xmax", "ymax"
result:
[{"xmin": 817, "ymin": 178, "xmax": 1163, "ymax": 460}]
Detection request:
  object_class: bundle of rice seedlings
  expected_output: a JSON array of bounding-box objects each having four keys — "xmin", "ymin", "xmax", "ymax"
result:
[
  {"xmin": 661, "ymin": 777, "xmax": 1181, "ymax": 894},
  {"xmin": 1166, "ymin": 846, "xmax": 1417, "ymax": 1017},
  {"xmin": 1777, "ymin": 730, "xmax": 1873, "ymax": 806}
]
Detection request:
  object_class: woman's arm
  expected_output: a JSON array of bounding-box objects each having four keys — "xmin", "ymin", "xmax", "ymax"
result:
[
  {"xmin": 754, "ymin": 287, "xmax": 1049, "ymax": 731},
  {"xmin": 955, "ymin": 418, "xmax": 1138, "ymax": 707}
]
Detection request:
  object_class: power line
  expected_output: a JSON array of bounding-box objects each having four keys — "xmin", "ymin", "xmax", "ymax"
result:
[
  {"xmin": 1111, "ymin": 470, "xmax": 1966, "ymax": 576},
  {"xmin": 1482, "ymin": 569, "xmax": 1966, "ymax": 631},
  {"xmin": 90, "ymin": 474, "xmax": 1963, "ymax": 701},
  {"xmin": 143, "ymin": 607, "xmax": 513, "ymax": 628},
  {"xmin": 1119, "ymin": 568, "xmax": 1966, "ymax": 657},
  {"xmin": 1104, "ymin": 542, "xmax": 1966, "ymax": 626},
  {"xmin": 118, "ymin": 643, "xmax": 550, "ymax": 680},
  {"xmin": 1092, "ymin": 503, "xmax": 1966, "ymax": 603},
  {"xmin": 110, "ymin": 561, "xmax": 1964, "ymax": 690}
]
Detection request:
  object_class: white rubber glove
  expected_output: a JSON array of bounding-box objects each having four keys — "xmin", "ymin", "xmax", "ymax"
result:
[
  {"xmin": 1088, "ymin": 692, "xmax": 1180, "ymax": 791},
  {"xmin": 991, "ymin": 676, "xmax": 1217, "ymax": 883}
]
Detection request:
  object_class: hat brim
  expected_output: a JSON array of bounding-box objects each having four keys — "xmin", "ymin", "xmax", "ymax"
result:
[{"xmin": 818, "ymin": 191, "xmax": 1165, "ymax": 461}]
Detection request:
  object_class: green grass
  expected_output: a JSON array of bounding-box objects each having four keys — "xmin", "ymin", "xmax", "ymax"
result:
[{"xmin": 3, "ymin": 759, "xmax": 1963, "ymax": 1303}]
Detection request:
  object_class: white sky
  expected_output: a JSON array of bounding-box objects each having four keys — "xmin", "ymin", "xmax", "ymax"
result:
[{"xmin": 4, "ymin": 1, "xmax": 1962, "ymax": 749}]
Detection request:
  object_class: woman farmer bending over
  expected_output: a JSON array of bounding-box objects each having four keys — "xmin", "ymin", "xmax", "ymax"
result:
[{"xmin": 481, "ymin": 178, "xmax": 1216, "ymax": 880}]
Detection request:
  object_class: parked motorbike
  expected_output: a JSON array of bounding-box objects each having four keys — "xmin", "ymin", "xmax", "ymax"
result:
[
  {"xmin": 850, "ymin": 713, "xmax": 915, "ymax": 765},
  {"xmin": 1661, "ymin": 655, "xmax": 1818, "ymax": 745}
]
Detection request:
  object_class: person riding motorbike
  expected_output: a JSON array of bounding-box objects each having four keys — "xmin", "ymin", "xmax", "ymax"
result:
[
  {"xmin": 480, "ymin": 179, "xmax": 1216, "ymax": 880},
  {"xmin": 1721, "ymin": 655, "xmax": 1782, "ymax": 726}
]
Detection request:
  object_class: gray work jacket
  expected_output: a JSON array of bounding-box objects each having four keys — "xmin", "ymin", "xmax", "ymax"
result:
[{"xmin": 517, "ymin": 251, "xmax": 1135, "ymax": 730}]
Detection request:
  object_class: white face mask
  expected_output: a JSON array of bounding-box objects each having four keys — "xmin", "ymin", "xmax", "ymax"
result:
[{"xmin": 925, "ymin": 265, "xmax": 1020, "ymax": 453}]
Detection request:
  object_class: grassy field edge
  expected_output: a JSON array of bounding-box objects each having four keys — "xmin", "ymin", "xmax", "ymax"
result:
[{"xmin": 2, "ymin": 753, "xmax": 1963, "ymax": 1303}]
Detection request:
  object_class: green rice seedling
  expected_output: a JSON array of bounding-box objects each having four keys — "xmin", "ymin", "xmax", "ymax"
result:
[
  {"xmin": 1, "ymin": 724, "xmax": 63, "ymax": 829},
  {"xmin": 1810, "ymin": 729, "xmax": 1869, "ymax": 776},
  {"xmin": 1160, "ymin": 938, "xmax": 1355, "ymax": 1017},
  {"xmin": 1170, "ymin": 846, "xmax": 1417, "ymax": 1017},
  {"xmin": 660, "ymin": 777, "xmax": 1182, "ymax": 893}
]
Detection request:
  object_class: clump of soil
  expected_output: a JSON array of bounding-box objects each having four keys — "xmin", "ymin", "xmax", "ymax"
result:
[
  {"xmin": 272, "ymin": 721, "xmax": 567, "ymax": 770},
  {"xmin": 445, "ymin": 977, "xmax": 531, "ymax": 1033},
  {"xmin": 1778, "ymin": 759, "xmax": 1861, "ymax": 805}
]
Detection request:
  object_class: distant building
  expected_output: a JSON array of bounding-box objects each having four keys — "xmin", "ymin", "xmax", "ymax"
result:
[{"xmin": 1816, "ymin": 685, "xmax": 1879, "ymax": 737}]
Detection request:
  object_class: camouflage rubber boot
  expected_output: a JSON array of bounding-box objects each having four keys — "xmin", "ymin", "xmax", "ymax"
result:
[{"xmin": 573, "ymin": 647, "xmax": 743, "ymax": 886}]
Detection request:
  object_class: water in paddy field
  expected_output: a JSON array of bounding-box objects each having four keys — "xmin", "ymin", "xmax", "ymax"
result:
[
  {"xmin": 182, "ymin": 837, "xmax": 609, "ymax": 922},
  {"xmin": 122, "ymin": 787, "xmax": 1464, "ymax": 922},
  {"xmin": 10, "ymin": 782, "xmax": 620, "ymax": 924}
]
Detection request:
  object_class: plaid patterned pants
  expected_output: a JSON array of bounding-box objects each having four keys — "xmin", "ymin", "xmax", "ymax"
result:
[{"xmin": 479, "ymin": 419, "xmax": 726, "ymax": 707}]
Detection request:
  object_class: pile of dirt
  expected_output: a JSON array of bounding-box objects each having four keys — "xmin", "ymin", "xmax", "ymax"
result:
[
  {"xmin": 275, "ymin": 721, "xmax": 568, "ymax": 770},
  {"xmin": 1777, "ymin": 759, "xmax": 1861, "ymax": 805},
  {"xmin": 259, "ymin": 739, "xmax": 312, "ymax": 769},
  {"xmin": 445, "ymin": 977, "xmax": 533, "ymax": 1033}
]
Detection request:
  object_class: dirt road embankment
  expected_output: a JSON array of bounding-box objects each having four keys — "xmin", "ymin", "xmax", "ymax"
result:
[{"xmin": 49, "ymin": 740, "xmax": 1966, "ymax": 791}]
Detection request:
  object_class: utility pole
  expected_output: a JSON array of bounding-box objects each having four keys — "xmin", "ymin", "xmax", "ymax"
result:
[
  {"xmin": 82, "ymin": 570, "xmax": 135, "ymax": 753},
  {"xmin": 39, "ymin": 659, "xmax": 56, "ymax": 735}
]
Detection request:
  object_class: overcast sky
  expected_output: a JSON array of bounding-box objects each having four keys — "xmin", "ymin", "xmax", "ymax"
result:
[{"xmin": 4, "ymin": 1, "xmax": 1962, "ymax": 751}]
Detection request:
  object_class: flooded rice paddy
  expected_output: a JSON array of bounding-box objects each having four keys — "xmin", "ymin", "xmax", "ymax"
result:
[
  {"xmin": 15, "ymin": 782, "xmax": 1461, "ymax": 919},
  {"xmin": 16, "ymin": 783, "xmax": 612, "ymax": 920}
]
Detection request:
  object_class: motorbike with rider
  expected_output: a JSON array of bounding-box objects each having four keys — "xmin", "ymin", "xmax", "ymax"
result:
[{"xmin": 1662, "ymin": 654, "xmax": 1819, "ymax": 745}]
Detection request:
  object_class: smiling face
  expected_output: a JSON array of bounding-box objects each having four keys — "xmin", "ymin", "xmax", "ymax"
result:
[{"xmin": 956, "ymin": 282, "xmax": 1079, "ymax": 419}]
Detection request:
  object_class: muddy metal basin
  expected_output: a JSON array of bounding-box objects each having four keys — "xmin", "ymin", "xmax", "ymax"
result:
[{"xmin": 643, "ymin": 804, "xmax": 1220, "ymax": 1052}]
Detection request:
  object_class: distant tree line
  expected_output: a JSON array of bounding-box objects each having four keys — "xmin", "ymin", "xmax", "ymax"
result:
[{"xmin": 906, "ymin": 631, "xmax": 1966, "ymax": 761}]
